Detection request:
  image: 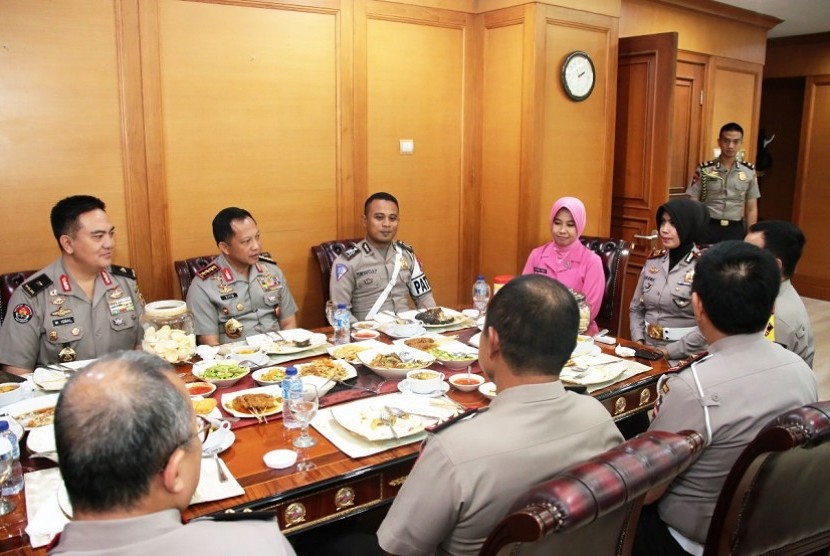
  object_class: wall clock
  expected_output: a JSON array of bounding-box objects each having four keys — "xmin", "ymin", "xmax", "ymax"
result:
[{"xmin": 561, "ymin": 51, "xmax": 595, "ymax": 102}]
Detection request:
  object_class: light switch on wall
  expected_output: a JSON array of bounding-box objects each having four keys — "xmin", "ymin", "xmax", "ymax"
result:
[{"xmin": 399, "ymin": 139, "xmax": 414, "ymax": 155}]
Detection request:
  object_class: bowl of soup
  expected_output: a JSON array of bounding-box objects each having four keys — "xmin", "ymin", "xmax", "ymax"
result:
[
  {"xmin": 406, "ymin": 369, "xmax": 445, "ymax": 394},
  {"xmin": 0, "ymin": 383, "xmax": 25, "ymax": 407}
]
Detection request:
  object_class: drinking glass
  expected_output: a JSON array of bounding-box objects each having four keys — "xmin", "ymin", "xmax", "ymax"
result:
[
  {"xmin": 325, "ymin": 301, "xmax": 337, "ymax": 327},
  {"xmin": 0, "ymin": 453, "xmax": 15, "ymax": 516},
  {"xmin": 289, "ymin": 383, "xmax": 319, "ymax": 449}
]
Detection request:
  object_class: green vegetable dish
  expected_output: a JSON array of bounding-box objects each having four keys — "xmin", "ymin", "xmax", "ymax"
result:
[
  {"xmin": 201, "ymin": 363, "xmax": 247, "ymax": 379},
  {"xmin": 428, "ymin": 348, "xmax": 476, "ymax": 361}
]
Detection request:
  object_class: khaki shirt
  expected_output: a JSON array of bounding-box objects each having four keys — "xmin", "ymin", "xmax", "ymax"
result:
[
  {"xmin": 49, "ymin": 508, "xmax": 296, "ymax": 555},
  {"xmin": 629, "ymin": 248, "xmax": 707, "ymax": 360},
  {"xmin": 0, "ymin": 259, "xmax": 143, "ymax": 370},
  {"xmin": 650, "ymin": 333, "xmax": 817, "ymax": 543},
  {"xmin": 377, "ymin": 381, "xmax": 623, "ymax": 556},
  {"xmin": 765, "ymin": 280, "xmax": 815, "ymax": 368},
  {"xmin": 186, "ymin": 254, "xmax": 298, "ymax": 344},
  {"xmin": 686, "ymin": 158, "xmax": 760, "ymax": 220},
  {"xmin": 329, "ymin": 239, "xmax": 436, "ymax": 320}
]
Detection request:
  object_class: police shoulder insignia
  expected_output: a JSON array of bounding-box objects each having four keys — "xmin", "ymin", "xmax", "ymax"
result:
[
  {"xmin": 21, "ymin": 274, "xmax": 53, "ymax": 298},
  {"xmin": 343, "ymin": 246, "xmax": 360, "ymax": 260},
  {"xmin": 739, "ymin": 160, "xmax": 755, "ymax": 170},
  {"xmin": 258, "ymin": 254, "xmax": 277, "ymax": 265},
  {"xmin": 196, "ymin": 262, "xmax": 221, "ymax": 280},
  {"xmin": 701, "ymin": 158, "xmax": 718, "ymax": 167},
  {"xmin": 648, "ymin": 248, "xmax": 667, "ymax": 259},
  {"xmin": 110, "ymin": 265, "xmax": 137, "ymax": 280},
  {"xmin": 335, "ymin": 263, "xmax": 349, "ymax": 281},
  {"xmin": 396, "ymin": 240, "xmax": 414, "ymax": 253}
]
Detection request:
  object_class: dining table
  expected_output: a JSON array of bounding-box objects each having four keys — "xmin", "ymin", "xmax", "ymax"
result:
[{"xmin": 0, "ymin": 324, "xmax": 671, "ymax": 555}]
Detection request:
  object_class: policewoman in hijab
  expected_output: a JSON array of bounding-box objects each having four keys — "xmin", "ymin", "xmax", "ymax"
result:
[
  {"xmin": 629, "ymin": 198, "xmax": 710, "ymax": 361},
  {"xmin": 522, "ymin": 196, "xmax": 605, "ymax": 335}
]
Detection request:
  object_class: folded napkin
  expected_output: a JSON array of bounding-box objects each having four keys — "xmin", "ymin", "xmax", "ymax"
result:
[{"xmin": 191, "ymin": 457, "xmax": 244, "ymax": 504}]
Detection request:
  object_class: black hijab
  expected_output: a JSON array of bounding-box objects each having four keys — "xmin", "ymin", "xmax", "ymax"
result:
[{"xmin": 657, "ymin": 199, "xmax": 708, "ymax": 269}]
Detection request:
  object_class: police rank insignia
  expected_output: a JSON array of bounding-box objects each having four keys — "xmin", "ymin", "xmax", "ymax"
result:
[
  {"xmin": 400, "ymin": 257, "xmax": 410, "ymax": 271},
  {"xmin": 683, "ymin": 269, "xmax": 695, "ymax": 283},
  {"xmin": 649, "ymin": 266, "xmax": 659, "ymax": 274}
]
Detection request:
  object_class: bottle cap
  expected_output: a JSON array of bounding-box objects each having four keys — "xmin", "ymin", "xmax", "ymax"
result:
[
  {"xmin": 337, "ymin": 303, "xmax": 346, "ymax": 309},
  {"xmin": 286, "ymin": 366, "xmax": 298, "ymax": 376},
  {"xmin": 476, "ymin": 274, "xmax": 484, "ymax": 280},
  {"xmin": 0, "ymin": 421, "xmax": 7, "ymax": 432}
]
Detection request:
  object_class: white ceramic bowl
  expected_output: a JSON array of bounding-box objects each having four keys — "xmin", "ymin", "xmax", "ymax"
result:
[
  {"xmin": 352, "ymin": 321, "xmax": 380, "ymax": 331},
  {"xmin": 406, "ymin": 369, "xmax": 445, "ymax": 394},
  {"xmin": 351, "ymin": 329, "xmax": 380, "ymax": 341},
  {"xmin": 0, "ymin": 383, "xmax": 26, "ymax": 407},
  {"xmin": 252, "ymin": 366, "xmax": 288, "ymax": 386},
  {"xmin": 478, "ymin": 381, "xmax": 498, "ymax": 399},
  {"xmin": 448, "ymin": 373, "xmax": 485, "ymax": 392},
  {"xmin": 382, "ymin": 321, "xmax": 426, "ymax": 339},
  {"xmin": 192, "ymin": 361, "xmax": 250, "ymax": 388},
  {"xmin": 356, "ymin": 347, "xmax": 435, "ymax": 380},
  {"xmin": 185, "ymin": 381, "xmax": 217, "ymax": 398}
]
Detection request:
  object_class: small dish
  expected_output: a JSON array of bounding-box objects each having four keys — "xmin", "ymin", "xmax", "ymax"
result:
[
  {"xmin": 352, "ymin": 321, "xmax": 380, "ymax": 331},
  {"xmin": 449, "ymin": 374, "xmax": 485, "ymax": 392},
  {"xmin": 0, "ymin": 382, "xmax": 27, "ymax": 406},
  {"xmin": 397, "ymin": 379, "xmax": 449, "ymax": 397},
  {"xmin": 351, "ymin": 329, "xmax": 380, "ymax": 341},
  {"xmin": 252, "ymin": 366, "xmax": 288, "ymax": 386},
  {"xmin": 186, "ymin": 381, "xmax": 217, "ymax": 398},
  {"xmin": 478, "ymin": 381, "xmax": 497, "ymax": 399}
]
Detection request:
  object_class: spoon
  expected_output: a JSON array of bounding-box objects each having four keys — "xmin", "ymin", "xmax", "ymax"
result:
[{"xmin": 202, "ymin": 446, "xmax": 229, "ymax": 482}]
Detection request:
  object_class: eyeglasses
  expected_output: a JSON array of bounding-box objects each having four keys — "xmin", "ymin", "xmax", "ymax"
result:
[{"xmin": 159, "ymin": 417, "xmax": 210, "ymax": 473}]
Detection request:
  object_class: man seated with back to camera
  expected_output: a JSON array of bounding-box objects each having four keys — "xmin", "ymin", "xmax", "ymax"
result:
[
  {"xmin": 745, "ymin": 220, "xmax": 815, "ymax": 368},
  {"xmin": 633, "ymin": 241, "xmax": 817, "ymax": 556},
  {"xmin": 377, "ymin": 274, "xmax": 624, "ymax": 556},
  {"xmin": 49, "ymin": 351, "xmax": 295, "ymax": 556}
]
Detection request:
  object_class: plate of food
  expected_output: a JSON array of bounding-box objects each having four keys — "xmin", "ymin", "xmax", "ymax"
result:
[
  {"xmin": 32, "ymin": 368, "xmax": 69, "ymax": 391},
  {"xmin": 5, "ymin": 394, "xmax": 60, "ymax": 430},
  {"xmin": 356, "ymin": 346, "xmax": 435, "ymax": 380},
  {"xmin": 327, "ymin": 339, "xmax": 386, "ymax": 364},
  {"xmin": 399, "ymin": 307, "xmax": 466, "ymax": 328},
  {"xmin": 392, "ymin": 333, "xmax": 451, "ymax": 352},
  {"xmin": 221, "ymin": 385, "xmax": 283, "ymax": 419},
  {"xmin": 26, "ymin": 423, "xmax": 56, "ymax": 454},
  {"xmin": 191, "ymin": 361, "xmax": 250, "ymax": 387},
  {"xmin": 330, "ymin": 399, "xmax": 434, "ymax": 442},
  {"xmin": 192, "ymin": 397, "xmax": 223, "ymax": 420},
  {"xmin": 248, "ymin": 330, "xmax": 328, "ymax": 355},
  {"xmin": 560, "ymin": 361, "xmax": 627, "ymax": 386},
  {"xmin": 296, "ymin": 359, "xmax": 357, "ymax": 382}
]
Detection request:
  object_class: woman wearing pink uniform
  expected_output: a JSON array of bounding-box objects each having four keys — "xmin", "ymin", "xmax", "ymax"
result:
[{"xmin": 522, "ymin": 197, "xmax": 605, "ymax": 335}]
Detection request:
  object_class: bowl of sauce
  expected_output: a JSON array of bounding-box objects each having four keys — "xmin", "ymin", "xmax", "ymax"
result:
[
  {"xmin": 186, "ymin": 381, "xmax": 217, "ymax": 398},
  {"xmin": 448, "ymin": 374, "xmax": 484, "ymax": 392}
]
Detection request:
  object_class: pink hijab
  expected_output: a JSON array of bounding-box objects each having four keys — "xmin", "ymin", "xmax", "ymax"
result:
[{"xmin": 550, "ymin": 197, "xmax": 587, "ymax": 237}]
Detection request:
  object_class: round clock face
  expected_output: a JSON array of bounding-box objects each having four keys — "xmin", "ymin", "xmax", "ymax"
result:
[{"xmin": 562, "ymin": 51, "xmax": 595, "ymax": 102}]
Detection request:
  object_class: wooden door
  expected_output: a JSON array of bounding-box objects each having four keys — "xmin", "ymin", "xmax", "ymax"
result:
[
  {"xmin": 671, "ymin": 56, "xmax": 706, "ymax": 196},
  {"xmin": 612, "ymin": 32, "xmax": 677, "ymax": 339}
]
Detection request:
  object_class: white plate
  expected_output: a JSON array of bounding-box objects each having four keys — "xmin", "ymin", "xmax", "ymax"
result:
[
  {"xmin": 248, "ymin": 330, "xmax": 328, "ymax": 355},
  {"xmin": 32, "ymin": 370, "xmax": 67, "ymax": 391},
  {"xmin": 479, "ymin": 381, "xmax": 497, "ymax": 399},
  {"xmin": 356, "ymin": 346, "xmax": 436, "ymax": 380},
  {"xmin": 295, "ymin": 359, "xmax": 357, "ymax": 382},
  {"xmin": 221, "ymin": 385, "xmax": 283, "ymax": 419},
  {"xmin": 560, "ymin": 362, "xmax": 627, "ymax": 386},
  {"xmin": 468, "ymin": 332, "xmax": 482, "ymax": 348},
  {"xmin": 327, "ymin": 339, "xmax": 387, "ymax": 364},
  {"xmin": 377, "ymin": 322, "xmax": 426, "ymax": 339},
  {"xmin": 352, "ymin": 321, "xmax": 381, "ymax": 330},
  {"xmin": 398, "ymin": 307, "xmax": 466, "ymax": 328},
  {"xmin": 26, "ymin": 423, "xmax": 56, "ymax": 454},
  {"xmin": 4, "ymin": 393, "xmax": 59, "ymax": 430},
  {"xmin": 330, "ymin": 399, "xmax": 433, "ymax": 441},
  {"xmin": 397, "ymin": 379, "xmax": 450, "ymax": 397}
]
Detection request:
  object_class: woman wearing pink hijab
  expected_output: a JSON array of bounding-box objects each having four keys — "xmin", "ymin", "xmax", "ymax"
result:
[{"xmin": 522, "ymin": 197, "xmax": 605, "ymax": 335}]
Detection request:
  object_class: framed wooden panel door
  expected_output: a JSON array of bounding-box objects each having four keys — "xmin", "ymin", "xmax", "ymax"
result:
[
  {"xmin": 612, "ymin": 32, "xmax": 677, "ymax": 339},
  {"xmin": 671, "ymin": 55, "xmax": 706, "ymax": 196}
]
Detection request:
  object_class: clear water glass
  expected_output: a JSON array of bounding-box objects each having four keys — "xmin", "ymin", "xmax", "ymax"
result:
[
  {"xmin": 290, "ymin": 383, "xmax": 319, "ymax": 449},
  {"xmin": 325, "ymin": 301, "xmax": 337, "ymax": 327}
]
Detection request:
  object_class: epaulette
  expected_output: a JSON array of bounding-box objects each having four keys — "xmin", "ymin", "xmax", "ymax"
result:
[
  {"xmin": 189, "ymin": 510, "xmax": 278, "ymax": 523},
  {"xmin": 648, "ymin": 248, "xmax": 667, "ymax": 259},
  {"xmin": 738, "ymin": 160, "xmax": 755, "ymax": 170},
  {"xmin": 258, "ymin": 253, "xmax": 277, "ymax": 265},
  {"xmin": 195, "ymin": 262, "xmax": 220, "ymax": 280},
  {"xmin": 700, "ymin": 158, "xmax": 718, "ymax": 167},
  {"xmin": 665, "ymin": 351, "xmax": 709, "ymax": 375},
  {"xmin": 425, "ymin": 406, "xmax": 487, "ymax": 434},
  {"xmin": 342, "ymin": 245, "xmax": 360, "ymax": 260},
  {"xmin": 110, "ymin": 265, "xmax": 137, "ymax": 280},
  {"xmin": 21, "ymin": 274, "xmax": 53, "ymax": 298},
  {"xmin": 396, "ymin": 240, "xmax": 415, "ymax": 253}
]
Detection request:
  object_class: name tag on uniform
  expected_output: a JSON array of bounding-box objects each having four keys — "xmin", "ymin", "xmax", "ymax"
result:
[
  {"xmin": 52, "ymin": 317, "xmax": 75, "ymax": 326},
  {"xmin": 533, "ymin": 267, "xmax": 547, "ymax": 274},
  {"xmin": 220, "ymin": 293, "xmax": 238, "ymax": 301},
  {"xmin": 108, "ymin": 296, "xmax": 136, "ymax": 316}
]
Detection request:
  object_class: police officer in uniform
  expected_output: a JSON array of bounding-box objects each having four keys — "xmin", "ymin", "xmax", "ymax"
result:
[
  {"xmin": 630, "ymin": 199, "xmax": 709, "ymax": 362},
  {"xmin": 377, "ymin": 276, "xmax": 623, "ymax": 556},
  {"xmin": 329, "ymin": 192, "xmax": 436, "ymax": 321},
  {"xmin": 0, "ymin": 196, "xmax": 143, "ymax": 376},
  {"xmin": 187, "ymin": 207, "xmax": 298, "ymax": 346},
  {"xmin": 686, "ymin": 122, "xmax": 760, "ymax": 243},
  {"xmin": 633, "ymin": 242, "xmax": 816, "ymax": 555}
]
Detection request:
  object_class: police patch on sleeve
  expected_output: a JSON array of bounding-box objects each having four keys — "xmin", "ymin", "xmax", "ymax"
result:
[
  {"xmin": 13, "ymin": 304, "xmax": 33, "ymax": 324},
  {"xmin": 335, "ymin": 263, "xmax": 348, "ymax": 281}
]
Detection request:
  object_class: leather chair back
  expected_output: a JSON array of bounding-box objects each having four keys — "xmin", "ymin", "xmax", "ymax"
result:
[
  {"xmin": 0, "ymin": 270, "xmax": 36, "ymax": 325},
  {"xmin": 579, "ymin": 237, "xmax": 632, "ymax": 336},
  {"xmin": 703, "ymin": 400, "xmax": 830, "ymax": 556},
  {"xmin": 480, "ymin": 429, "xmax": 704, "ymax": 556},
  {"xmin": 310, "ymin": 239, "xmax": 364, "ymax": 303}
]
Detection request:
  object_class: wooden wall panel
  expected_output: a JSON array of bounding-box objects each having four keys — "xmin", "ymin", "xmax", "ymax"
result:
[
  {"xmin": 793, "ymin": 76, "xmax": 830, "ymax": 299},
  {"xmin": 708, "ymin": 58, "xmax": 762, "ymax": 166},
  {"xmin": 480, "ymin": 17, "xmax": 524, "ymax": 280},
  {"xmin": 764, "ymin": 34, "xmax": 830, "ymax": 79},
  {"xmin": 0, "ymin": 1, "xmax": 131, "ymax": 272},
  {"xmin": 539, "ymin": 6, "xmax": 618, "ymax": 248},
  {"xmin": 360, "ymin": 2, "xmax": 470, "ymax": 308},
  {"xmin": 156, "ymin": 1, "xmax": 339, "ymax": 324}
]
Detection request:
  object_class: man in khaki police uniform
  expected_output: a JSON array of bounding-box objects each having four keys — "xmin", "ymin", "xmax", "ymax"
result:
[
  {"xmin": 329, "ymin": 192, "xmax": 436, "ymax": 321},
  {"xmin": 634, "ymin": 242, "xmax": 817, "ymax": 555},
  {"xmin": 50, "ymin": 351, "xmax": 296, "ymax": 555},
  {"xmin": 686, "ymin": 122, "xmax": 760, "ymax": 243},
  {"xmin": 746, "ymin": 220, "xmax": 815, "ymax": 368},
  {"xmin": 187, "ymin": 207, "xmax": 297, "ymax": 346},
  {"xmin": 0, "ymin": 195, "xmax": 143, "ymax": 375},
  {"xmin": 377, "ymin": 275, "xmax": 623, "ymax": 556}
]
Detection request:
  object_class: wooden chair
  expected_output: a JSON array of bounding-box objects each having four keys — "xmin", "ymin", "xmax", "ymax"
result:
[
  {"xmin": 479, "ymin": 429, "xmax": 704, "ymax": 556},
  {"xmin": 174, "ymin": 252, "xmax": 275, "ymax": 300},
  {"xmin": 580, "ymin": 237, "xmax": 632, "ymax": 337},
  {"xmin": 0, "ymin": 270, "xmax": 36, "ymax": 325},
  {"xmin": 310, "ymin": 239, "xmax": 364, "ymax": 304},
  {"xmin": 703, "ymin": 400, "xmax": 830, "ymax": 556}
]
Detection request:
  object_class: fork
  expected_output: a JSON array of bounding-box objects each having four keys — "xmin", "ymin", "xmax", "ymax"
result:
[{"xmin": 380, "ymin": 409, "xmax": 399, "ymax": 439}]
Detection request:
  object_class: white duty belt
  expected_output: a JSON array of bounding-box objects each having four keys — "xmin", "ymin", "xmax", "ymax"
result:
[
  {"xmin": 365, "ymin": 244, "xmax": 403, "ymax": 321},
  {"xmin": 646, "ymin": 322, "xmax": 697, "ymax": 342}
]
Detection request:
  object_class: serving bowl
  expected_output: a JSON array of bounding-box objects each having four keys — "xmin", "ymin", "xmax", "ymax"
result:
[
  {"xmin": 252, "ymin": 366, "xmax": 288, "ymax": 386},
  {"xmin": 448, "ymin": 373, "xmax": 485, "ymax": 392},
  {"xmin": 428, "ymin": 341, "xmax": 479, "ymax": 371},
  {"xmin": 356, "ymin": 346, "xmax": 435, "ymax": 380},
  {"xmin": 0, "ymin": 383, "xmax": 26, "ymax": 407},
  {"xmin": 192, "ymin": 361, "xmax": 250, "ymax": 387},
  {"xmin": 351, "ymin": 329, "xmax": 380, "ymax": 341}
]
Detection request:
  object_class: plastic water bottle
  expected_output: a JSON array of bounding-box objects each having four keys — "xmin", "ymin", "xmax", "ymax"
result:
[
  {"xmin": 333, "ymin": 303, "xmax": 350, "ymax": 345},
  {"xmin": 282, "ymin": 366, "xmax": 303, "ymax": 429},
  {"xmin": 472, "ymin": 275, "xmax": 491, "ymax": 317},
  {"xmin": 0, "ymin": 420, "xmax": 23, "ymax": 495}
]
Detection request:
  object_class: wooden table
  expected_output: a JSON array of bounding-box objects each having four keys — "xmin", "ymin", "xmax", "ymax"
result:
[{"xmin": 1, "ymin": 329, "xmax": 670, "ymax": 555}]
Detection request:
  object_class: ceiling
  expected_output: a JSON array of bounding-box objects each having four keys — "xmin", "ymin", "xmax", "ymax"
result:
[{"xmin": 719, "ymin": 0, "xmax": 830, "ymax": 38}]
